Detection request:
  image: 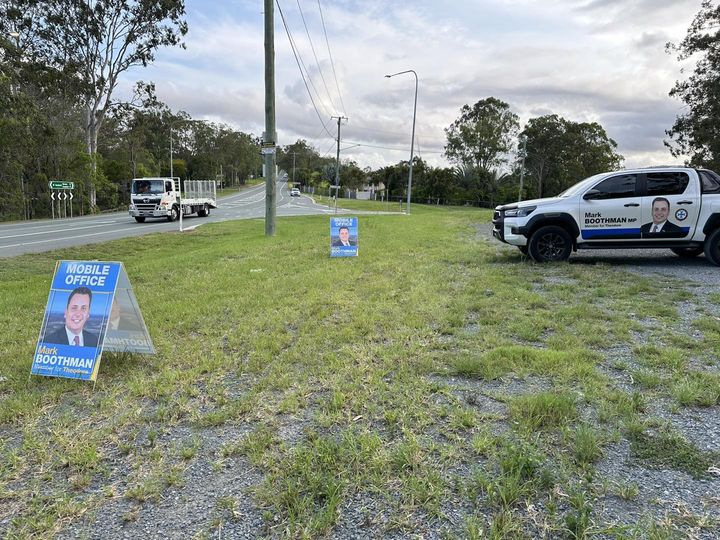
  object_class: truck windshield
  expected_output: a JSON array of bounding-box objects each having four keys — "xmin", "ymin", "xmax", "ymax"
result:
[{"xmin": 132, "ymin": 180, "xmax": 165, "ymax": 195}]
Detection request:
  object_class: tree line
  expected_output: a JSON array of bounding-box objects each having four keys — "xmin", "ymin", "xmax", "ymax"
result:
[{"xmin": 1, "ymin": 1, "xmax": 718, "ymax": 221}]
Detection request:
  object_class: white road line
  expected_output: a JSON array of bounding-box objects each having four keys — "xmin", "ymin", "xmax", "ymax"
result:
[
  {"xmin": 0, "ymin": 221, "xmax": 130, "ymax": 240},
  {"xmin": 0, "ymin": 218, "xmax": 123, "ymax": 233},
  {"xmin": 0, "ymin": 226, "xmax": 145, "ymax": 249},
  {"xmin": 224, "ymin": 193, "xmax": 266, "ymax": 207}
]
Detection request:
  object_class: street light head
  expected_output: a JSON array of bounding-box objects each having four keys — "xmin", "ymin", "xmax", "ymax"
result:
[
  {"xmin": 9, "ymin": 31, "xmax": 20, "ymax": 38},
  {"xmin": 384, "ymin": 74, "xmax": 392, "ymax": 78}
]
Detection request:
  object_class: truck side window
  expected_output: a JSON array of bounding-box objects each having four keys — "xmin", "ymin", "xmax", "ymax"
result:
[
  {"xmin": 165, "ymin": 181, "xmax": 173, "ymax": 192},
  {"xmin": 646, "ymin": 172, "xmax": 689, "ymax": 196},
  {"xmin": 699, "ymin": 170, "xmax": 720, "ymax": 194},
  {"xmin": 590, "ymin": 174, "xmax": 637, "ymax": 200}
]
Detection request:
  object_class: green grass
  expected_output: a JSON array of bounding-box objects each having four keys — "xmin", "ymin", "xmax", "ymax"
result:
[
  {"xmin": 510, "ymin": 391, "xmax": 578, "ymax": 431},
  {"xmin": 629, "ymin": 427, "xmax": 720, "ymax": 479},
  {"xmin": 672, "ymin": 371, "xmax": 720, "ymax": 407},
  {"xmin": 0, "ymin": 202, "xmax": 716, "ymax": 537}
]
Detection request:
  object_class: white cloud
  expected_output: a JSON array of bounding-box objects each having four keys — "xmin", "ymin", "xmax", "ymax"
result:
[{"xmin": 117, "ymin": 0, "xmax": 702, "ymax": 171}]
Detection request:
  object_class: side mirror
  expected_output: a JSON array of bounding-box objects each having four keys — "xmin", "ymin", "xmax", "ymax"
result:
[{"xmin": 583, "ymin": 189, "xmax": 601, "ymax": 200}]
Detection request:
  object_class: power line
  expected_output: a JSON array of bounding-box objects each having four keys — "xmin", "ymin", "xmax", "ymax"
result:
[
  {"xmin": 317, "ymin": 0, "xmax": 346, "ymax": 115},
  {"xmin": 276, "ymin": 0, "xmax": 334, "ymax": 138},
  {"xmin": 296, "ymin": 0, "xmax": 337, "ymax": 114},
  {"xmin": 342, "ymin": 140, "xmax": 444, "ymax": 154},
  {"xmin": 345, "ymin": 124, "xmax": 415, "ymax": 138},
  {"xmin": 312, "ymin": 116, "xmax": 336, "ymax": 143},
  {"xmin": 277, "ymin": 0, "xmax": 330, "ymax": 119},
  {"xmin": 321, "ymin": 138, "xmax": 337, "ymax": 158}
]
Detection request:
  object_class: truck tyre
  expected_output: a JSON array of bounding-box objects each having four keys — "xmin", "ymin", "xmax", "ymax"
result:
[
  {"xmin": 670, "ymin": 247, "xmax": 703, "ymax": 258},
  {"xmin": 528, "ymin": 225, "xmax": 572, "ymax": 263},
  {"xmin": 134, "ymin": 216, "xmax": 146, "ymax": 223},
  {"xmin": 198, "ymin": 204, "xmax": 209, "ymax": 217},
  {"xmin": 703, "ymin": 228, "xmax": 720, "ymax": 266},
  {"xmin": 168, "ymin": 205, "xmax": 179, "ymax": 222}
]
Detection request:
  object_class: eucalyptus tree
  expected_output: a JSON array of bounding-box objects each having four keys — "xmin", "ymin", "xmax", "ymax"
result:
[
  {"xmin": 444, "ymin": 97, "xmax": 520, "ymax": 174},
  {"xmin": 666, "ymin": 0, "xmax": 720, "ymax": 170},
  {"xmin": 2, "ymin": 0, "xmax": 187, "ymax": 209},
  {"xmin": 521, "ymin": 115, "xmax": 622, "ymax": 198}
]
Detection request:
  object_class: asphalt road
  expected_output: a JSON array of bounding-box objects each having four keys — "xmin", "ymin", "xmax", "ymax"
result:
[{"xmin": 0, "ymin": 181, "xmax": 342, "ymax": 258}]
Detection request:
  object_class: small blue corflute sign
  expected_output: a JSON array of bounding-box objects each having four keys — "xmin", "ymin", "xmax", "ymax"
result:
[
  {"xmin": 330, "ymin": 217, "xmax": 358, "ymax": 257},
  {"xmin": 32, "ymin": 261, "xmax": 120, "ymax": 381}
]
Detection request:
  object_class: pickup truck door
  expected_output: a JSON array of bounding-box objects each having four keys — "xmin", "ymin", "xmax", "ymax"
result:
[
  {"xmin": 579, "ymin": 172, "xmax": 642, "ymax": 242},
  {"xmin": 640, "ymin": 171, "xmax": 699, "ymax": 239}
]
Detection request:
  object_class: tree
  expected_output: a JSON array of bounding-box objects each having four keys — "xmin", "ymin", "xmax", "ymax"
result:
[
  {"xmin": 412, "ymin": 165, "xmax": 455, "ymax": 204},
  {"xmin": 4, "ymin": 0, "xmax": 188, "ymax": 209},
  {"xmin": 666, "ymin": 0, "xmax": 720, "ymax": 170},
  {"xmin": 276, "ymin": 139, "xmax": 339, "ymax": 188},
  {"xmin": 521, "ymin": 115, "xmax": 622, "ymax": 198},
  {"xmin": 444, "ymin": 97, "xmax": 519, "ymax": 173}
]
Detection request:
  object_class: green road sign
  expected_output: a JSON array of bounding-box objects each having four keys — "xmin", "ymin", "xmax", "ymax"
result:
[{"xmin": 49, "ymin": 181, "xmax": 74, "ymax": 190}]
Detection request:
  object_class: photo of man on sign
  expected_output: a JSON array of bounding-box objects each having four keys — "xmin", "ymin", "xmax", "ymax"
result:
[
  {"xmin": 641, "ymin": 197, "xmax": 682, "ymax": 236},
  {"xmin": 42, "ymin": 286, "xmax": 99, "ymax": 347}
]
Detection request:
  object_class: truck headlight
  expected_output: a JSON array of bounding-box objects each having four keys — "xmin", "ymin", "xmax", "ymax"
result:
[{"xmin": 504, "ymin": 206, "xmax": 536, "ymax": 218}]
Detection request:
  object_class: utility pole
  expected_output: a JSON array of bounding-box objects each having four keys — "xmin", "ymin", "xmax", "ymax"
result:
[
  {"xmin": 518, "ymin": 136, "xmax": 527, "ymax": 202},
  {"xmin": 292, "ymin": 152, "xmax": 296, "ymax": 186},
  {"xmin": 263, "ymin": 0, "xmax": 277, "ymax": 236},
  {"xmin": 331, "ymin": 116, "xmax": 347, "ymax": 212}
]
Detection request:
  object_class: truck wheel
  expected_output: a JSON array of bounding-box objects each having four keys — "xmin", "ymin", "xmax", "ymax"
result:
[
  {"xmin": 528, "ymin": 225, "xmax": 572, "ymax": 263},
  {"xmin": 134, "ymin": 216, "xmax": 146, "ymax": 223},
  {"xmin": 168, "ymin": 206, "xmax": 179, "ymax": 222},
  {"xmin": 703, "ymin": 229, "xmax": 720, "ymax": 266},
  {"xmin": 671, "ymin": 246, "xmax": 703, "ymax": 258},
  {"xmin": 198, "ymin": 204, "xmax": 209, "ymax": 217}
]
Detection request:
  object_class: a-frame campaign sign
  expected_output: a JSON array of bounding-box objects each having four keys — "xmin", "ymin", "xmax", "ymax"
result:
[{"xmin": 31, "ymin": 260, "xmax": 154, "ymax": 382}]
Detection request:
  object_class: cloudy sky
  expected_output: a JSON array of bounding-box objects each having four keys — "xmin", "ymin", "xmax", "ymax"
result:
[{"xmin": 119, "ymin": 0, "xmax": 703, "ymax": 170}]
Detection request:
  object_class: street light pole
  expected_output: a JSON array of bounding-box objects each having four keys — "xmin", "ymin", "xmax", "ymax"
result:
[
  {"xmin": 518, "ymin": 135, "xmax": 527, "ymax": 202},
  {"xmin": 170, "ymin": 126, "xmax": 174, "ymax": 179},
  {"xmin": 385, "ymin": 69, "xmax": 418, "ymax": 215}
]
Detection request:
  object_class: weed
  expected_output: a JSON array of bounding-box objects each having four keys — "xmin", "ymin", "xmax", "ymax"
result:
[
  {"xmin": 671, "ymin": 372, "xmax": 720, "ymax": 407},
  {"xmin": 464, "ymin": 515, "xmax": 485, "ymax": 539},
  {"xmin": 510, "ymin": 391, "xmax": 577, "ymax": 431},
  {"xmin": 631, "ymin": 369, "xmax": 663, "ymax": 389},
  {"xmin": 220, "ymin": 427, "xmax": 276, "ymax": 465},
  {"xmin": 563, "ymin": 487, "xmax": 594, "ymax": 539},
  {"xmin": 449, "ymin": 406, "xmax": 476, "ymax": 431},
  {"xmin": 488, "ymin": 510, "xmax": 524, "ymax": 538},
  {"xmin": 471, "ymin": 430, "xmax": 497, "ymax": 456},
  {"xmin": 569, "ymin": 424, "xmax": 603, "ymax": 466},
  {"xmin": 179, "ymin": 436, "xmax": 201, "ymax": 460},
  {"xmin": 629, "ymin": 428, "xmax": 719, "ymax": 479},
  {"xmin": 613, "ymin": 481, "xmax": 639, "ymax": 500}
]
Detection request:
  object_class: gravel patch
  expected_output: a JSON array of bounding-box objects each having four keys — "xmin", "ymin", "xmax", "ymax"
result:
[
  {"xmin": 55, "ymin": 424, "xmax": 265, "ymax": 540},
  {"xmin": 596, "ymin": 439, "xmax": 720, "ymax": 538}
]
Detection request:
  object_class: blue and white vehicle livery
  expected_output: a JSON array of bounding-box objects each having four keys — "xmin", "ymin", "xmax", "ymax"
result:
[{"xmin": 492, "ymin": 167, "xmax": 720, "ymax": 264}]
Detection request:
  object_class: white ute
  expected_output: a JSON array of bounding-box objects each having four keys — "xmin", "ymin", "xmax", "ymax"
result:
[{"xmin": 492, "ymin": 167, "xmax": 720, "ymax": 264}]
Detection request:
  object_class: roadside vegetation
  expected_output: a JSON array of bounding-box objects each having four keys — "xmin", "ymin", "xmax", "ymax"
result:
[{"xmin": 0, "ymin": 202, "xmax": 719, "ymax": 538}]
